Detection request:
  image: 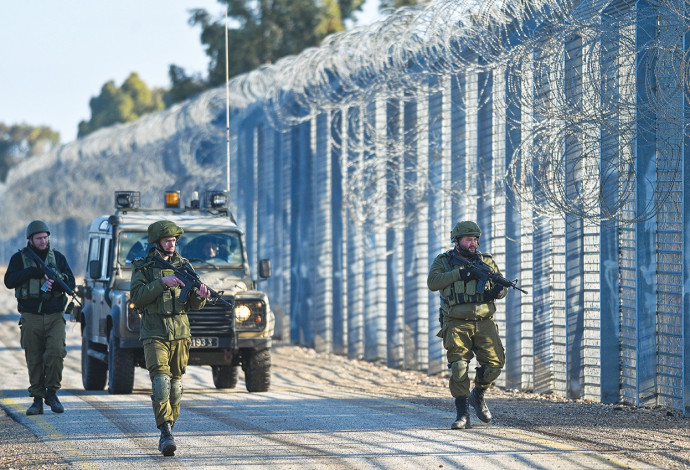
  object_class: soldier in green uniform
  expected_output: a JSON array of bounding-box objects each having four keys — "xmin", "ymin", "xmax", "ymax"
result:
[
  {"xmin": 130, "ymin": 220, "xmax": 210, "ymax": 456},
  {"xmin": 427, "ymin": 221, "xmax": 508, "ymax": 429},
  {"xmin": 4, "ymin": 220, "xmax": 75, "ymax": 415}
]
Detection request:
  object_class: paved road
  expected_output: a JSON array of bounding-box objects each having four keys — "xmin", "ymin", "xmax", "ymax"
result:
[{"xmin": 0, "ymin": 309, "xmax": 647, "ymax": 469}]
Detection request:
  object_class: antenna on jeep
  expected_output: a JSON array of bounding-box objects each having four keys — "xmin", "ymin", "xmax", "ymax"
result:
[{"xmin": 225, "ymin": 8, "xmax": 231, "ymax": 194}]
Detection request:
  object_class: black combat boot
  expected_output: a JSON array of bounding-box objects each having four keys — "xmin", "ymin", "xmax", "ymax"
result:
[
  {"xmin": 451, "ymin": 396, "xmax": 471, "ymax": 429},
  {"xmin": 26, "ymin": 397, "xmax": 43, "ymax": 415},
  {"xmin": 469, "ymin": 386, "xmax": 492, "ymax": 423},
  {"xmin": 158, "ymin": 422, "xmax": 177, "ymax": 456},
  {"xmin": 45, "ymin": 389, "xmax": 65, "ymax": 413}
]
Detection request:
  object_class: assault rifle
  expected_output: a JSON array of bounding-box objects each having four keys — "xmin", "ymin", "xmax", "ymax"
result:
[
  {"xmin": 21, "ymin": 248, "xmax": 83, "ymax": 307},
  {"xmin": 448, "ymin": 251, "xmax": 528, "ymax": 294},
  {"xmin": 151, "ymin": 254, "xmax": 234, "ymax": 309}
]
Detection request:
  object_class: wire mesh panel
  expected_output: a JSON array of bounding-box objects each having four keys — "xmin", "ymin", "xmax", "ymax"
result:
[{"xmin": 3, "ymin": 0, "xmax": 690, "ymax": 413}]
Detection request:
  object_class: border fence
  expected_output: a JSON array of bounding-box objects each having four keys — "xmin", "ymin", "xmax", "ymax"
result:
[
  {"xmin": 225, "ymin": 0, "xmax": 690, "ymax": 413},
  {"xmin": 1, "ymin": 0, "xmax": 688, "ymax": 413}
]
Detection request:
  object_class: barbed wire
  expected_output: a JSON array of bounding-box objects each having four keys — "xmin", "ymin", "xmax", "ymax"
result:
[{"xmin": 28, "ymin": 0, "xmax": 688, "ymax": 227}]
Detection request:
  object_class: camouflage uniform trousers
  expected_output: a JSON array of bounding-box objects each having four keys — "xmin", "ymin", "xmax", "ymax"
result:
[
  {"xmin": 143, "ymin": 337, "xmax": 190, "ymax": 428},
  {"xmin": 440, "ymin": 316, "xmax": 505, "ymax": 398},
  {"xmin": 19, "ymin": 312, "xmax": 67, "ymax": 398}
]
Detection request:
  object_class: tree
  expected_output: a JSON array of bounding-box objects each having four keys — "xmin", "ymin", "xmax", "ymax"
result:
[
  {"xmin": 164, "ymin": 65, "xmax": 208, "ymax": 105},
  {"xmin": 78, "ymin": 73, "xmax": 165, "ymax": 138},
  {"xmin": 0, "ymin": 123, "xmax": 59, "ymax": 181},
  {"xmin": 165, "ymin": 0, "xmax": 366, "ymax": 102},
  {"xmin": 379, "ymin": 0, "xmax": 426, "ymax": 10}
]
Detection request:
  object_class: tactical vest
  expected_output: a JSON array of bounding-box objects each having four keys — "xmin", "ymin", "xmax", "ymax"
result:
[
  {"xmin": 132, "ymin": 256, "xmax": 189, "ymax": 316},
  {"xmin": 15, "ymin": 249, "xmax": 63, "ymax": 301},
  {"xmin": 439, "ymin": 251, "xmax": 494, "ymax": 310}
]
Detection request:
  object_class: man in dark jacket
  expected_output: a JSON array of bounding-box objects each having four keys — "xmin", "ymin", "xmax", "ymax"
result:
[
  {"xmin": 4, "ymin": 220, "xmax": 75, "ymax": 415},
  {"xmin": 130, "ymin": 220, "xmax": 210, "ymax": 456}
]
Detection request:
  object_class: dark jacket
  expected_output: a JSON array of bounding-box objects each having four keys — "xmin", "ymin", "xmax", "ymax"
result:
[{"xmin": 4, "ymin": 245, "xmax": 76, "ymax": 314}]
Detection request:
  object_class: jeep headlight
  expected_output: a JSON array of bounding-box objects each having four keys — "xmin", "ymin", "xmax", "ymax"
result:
[{"xmin": 234, "ymin": 304, "xmax": 252, "ymax": 322}]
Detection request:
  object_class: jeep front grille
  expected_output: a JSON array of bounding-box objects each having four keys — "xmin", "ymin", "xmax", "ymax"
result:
[{"xmin": 188, "ymin": 300, "xmax": 235, "ymax": 336}]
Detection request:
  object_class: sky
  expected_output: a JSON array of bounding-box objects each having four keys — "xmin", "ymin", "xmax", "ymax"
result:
[{"xmin": 0, "ymin": 0, "xmax": 382, "ymax": 144}]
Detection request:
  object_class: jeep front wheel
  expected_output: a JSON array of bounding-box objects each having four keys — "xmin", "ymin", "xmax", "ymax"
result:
[
  {"xmin": 242, "ymin": 348, "xmax": 271, "ymax": 392},
  {"xmin": 212, "ymin": 365, "xmax": 238, "ymax": 389},
  {"xmin": 81, "ymin": 335, "xmax": 107, "ymax": 390},
  {"xmin": 107, "ymin": 329, "xmax": 135, "ymax": 394}
]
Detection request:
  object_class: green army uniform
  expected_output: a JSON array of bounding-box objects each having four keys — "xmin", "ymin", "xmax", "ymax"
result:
[
  {"xmin": 4, "ymin": 220, "xmax": 75, "ymax": 415},
  {"xmin": 129, "ymin": 220, "xmax": 206, "ymax": 456},
  {"xmin": 427, "ymin": 220, "xmax": 508, "ymax": 430},
  {"xmin": 130, "ymin": 250, "xmax": 206, "ymax": 427}
]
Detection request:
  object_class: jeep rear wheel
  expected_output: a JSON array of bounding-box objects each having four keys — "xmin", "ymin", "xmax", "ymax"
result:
[
  {"xmin": 81, "ymin": 335, "xmax": 107, "ymax": 390},
  {"xmin": 212, "ymin": 365, "xmax": 238, "ymax": 389},
  {"xmin": 243, "ymin": 348, "xmax": 271, "ymax": 392},
  {"xmin": 107, "ymin": 329, "xmax": 135, "ymax": 394}
]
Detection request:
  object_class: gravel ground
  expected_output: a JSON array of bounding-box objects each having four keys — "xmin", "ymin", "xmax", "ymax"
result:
[{"xmin": 1, "ymin": 344, "xmax": 689, "ymax": 469}]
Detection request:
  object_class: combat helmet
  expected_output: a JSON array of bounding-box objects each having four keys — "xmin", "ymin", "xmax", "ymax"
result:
[
  {"xmin": 451, "ymin": 221, "xmax": 481, "ymax": 241},
  {"xmin": 26, "ymin": 220, "xmax": 50, "ymax": 239},
  {"xmin": 147, "ymin": 220, "xmax": 184, "ymax": 244}
]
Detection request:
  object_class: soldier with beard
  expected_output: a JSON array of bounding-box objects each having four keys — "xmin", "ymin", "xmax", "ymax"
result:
[
  {"xmin": 427, "ymin": 221, "xmax": 508, "ymax": 430},
  {"xmin": 130, "ymin": 220, "xmax": 210, "ymax": 456},
  {"xmin": 4, "ymin": 220, "xmax": 75, "ymax": 415}
]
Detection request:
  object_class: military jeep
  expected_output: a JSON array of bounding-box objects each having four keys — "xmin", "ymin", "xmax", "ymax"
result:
[{"xmin": 72, "ymin": 190, "xmax": 274, "ymax": 394}]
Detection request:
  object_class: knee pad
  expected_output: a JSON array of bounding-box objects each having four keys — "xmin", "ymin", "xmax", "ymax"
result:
[
  {"xmin": 450, "ymin": 360, "xmax": 469, "ymax": 384},
  {"xmin": 476, "ymin": 366, "xmax": 502, "ymax": 386},
  {"xmin": 169, "ymin": 379, "xmax": 183, "ymax": 407},
  {"xmin": 152, "ymin": 374, "xmax": 171, "ymax": 403}
]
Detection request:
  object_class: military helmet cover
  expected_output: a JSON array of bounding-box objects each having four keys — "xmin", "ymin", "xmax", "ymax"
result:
[
  {"xmin": 26, "ymin": 220, "xmax": 50, "ymax": 239},
  {"xmin": 148, "ymin": 220, "xmax": 184, "ymax": 244},
  {"xmin": 451, "ymin": 221, "xmax": 481, "ymax": 240}
]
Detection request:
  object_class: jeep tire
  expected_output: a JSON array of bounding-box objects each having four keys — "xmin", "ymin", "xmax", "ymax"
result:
[
  {"xmin": 212, "ymin": 365, "xmax": 239, "ymax": 389},
  {"xmin": 242, "ymin": 348, "xmax": 271, "ymax": 392},
  {"xmin": 81, "ymin": 335, "xmax": 107, "ymax": 390},
  {"xmin": 107, "ymin": 329, "xmax": 135, "ymax": 394}
]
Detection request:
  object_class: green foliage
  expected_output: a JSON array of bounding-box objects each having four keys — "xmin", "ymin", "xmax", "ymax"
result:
[
  {"xmin": 379, "ymin": 0, "xmax": 426, "ymax": 10},
  {"xmin": 0, "ymin": 123, "xmax": 60, "ymax": 181},
  {"xmin": 78, "ymin": 73, "xmax": 165, "ymax": 138},
  {"xmin": 166, "ymin": 0, "xmax": 366, "ymax": 103},
  {"xmin": 164, "ymin": 65, "xmax": 208, "ymax": 105}
]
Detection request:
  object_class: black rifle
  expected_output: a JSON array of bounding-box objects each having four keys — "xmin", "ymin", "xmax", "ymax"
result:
[
  {"xmin": 21, "ymin": 248, "xmax": 83, "ymax": 307},
  {"xmin": 151, "ymin": 254, "xmax": 234, "ymax": 309},
  {"xmin": 448, "ymin": 251, "xmax": 528, "ymax": 294}
]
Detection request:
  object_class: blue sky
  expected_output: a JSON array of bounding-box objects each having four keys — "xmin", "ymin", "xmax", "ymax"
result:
[{"xmin": 0, "ymin": 0, "xmax": 381, "ymax": 143}]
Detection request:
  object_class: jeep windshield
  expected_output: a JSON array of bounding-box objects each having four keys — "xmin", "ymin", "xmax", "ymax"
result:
[{"xmin": 119, "ymin": 231, "xmax": 244, "ymax": 268}]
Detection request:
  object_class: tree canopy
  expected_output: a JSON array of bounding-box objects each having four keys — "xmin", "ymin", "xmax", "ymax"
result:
[
  {"xmin": 379, "ymin": 0, "xmax": 425, "ymax": 10},
  {"xmin": 78, "ymin": 73, "xmax": 165, "ymax": 138},
  {"xmin": 0, "ymin": 123, "xmax": 59, "ymax": 181},
  {"xmin": 168, "ymin": 0, "xmax": 366, "ymax": 97}
]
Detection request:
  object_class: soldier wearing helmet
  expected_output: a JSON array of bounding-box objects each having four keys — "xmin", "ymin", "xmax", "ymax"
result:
[
  {"xmin": 427, "ymin": 220, "xmax": 508, "ymax": 430},
  {"xmin": 130, "ymin": 220, "xmax": 211, "ymax": 456},
  {"xmin": 4, "ymin": 220, "xmax": 76, "ymax": 415}
]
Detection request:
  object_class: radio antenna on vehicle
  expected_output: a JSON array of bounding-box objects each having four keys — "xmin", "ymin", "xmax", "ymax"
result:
[{"xmin": 225, "ymin": 8, "xmax": 231, "ymax": 194}]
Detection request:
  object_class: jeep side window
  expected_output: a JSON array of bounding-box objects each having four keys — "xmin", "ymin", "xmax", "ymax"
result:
[
  {"xmin": 100, "ymin": 238, "xmax": 111, "ymax": 278},
  {"xmin": 88, "ymin": 238, "xmax": 99, "ymax": 264}
]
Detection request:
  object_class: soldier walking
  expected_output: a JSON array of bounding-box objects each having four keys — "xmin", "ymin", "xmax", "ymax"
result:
[
  {"xmin": 427, "ymin": 221, "xmax": 508, "ymax": 429},
  {"xmin": 130, "ymin": 220, "xmax": 210, "ymax": 456},
  {"xmin": 4, "ymin": 220, "xmax": 75, "ymax": 415}
]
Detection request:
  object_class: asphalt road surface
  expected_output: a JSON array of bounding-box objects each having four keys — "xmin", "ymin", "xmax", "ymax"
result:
[{"xmin": 0, "ymin": 307, "xmax": 649, "ymax": 469}]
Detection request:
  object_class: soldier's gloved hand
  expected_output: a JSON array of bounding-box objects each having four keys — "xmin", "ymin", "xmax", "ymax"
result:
[
  {"xmin": 484, "ymin": 284, "xmax": 503, "ymax": 302},
  {"xmin": 458, "ymin": 268, "xmax": 476, "ymax": 282}
]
